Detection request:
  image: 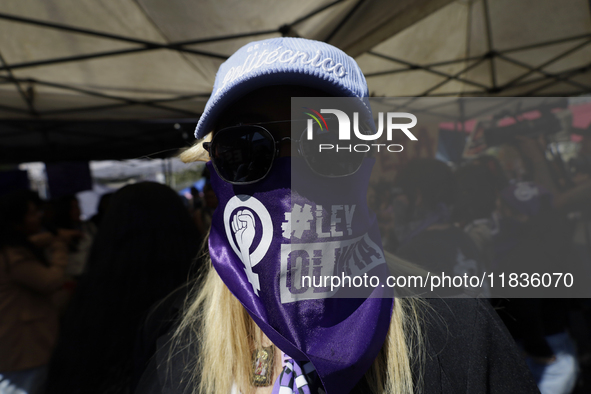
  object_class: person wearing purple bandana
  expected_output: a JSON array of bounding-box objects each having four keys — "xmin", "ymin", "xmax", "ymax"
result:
[{"xmin": 135, "ymin": 37, "xmax": 539, "ymax": 394}]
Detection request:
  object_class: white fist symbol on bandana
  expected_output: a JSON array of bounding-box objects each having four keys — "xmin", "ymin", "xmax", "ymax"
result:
[{"xmin": 232, "ymin": 210, "xmax": 261, "ymax": 295}]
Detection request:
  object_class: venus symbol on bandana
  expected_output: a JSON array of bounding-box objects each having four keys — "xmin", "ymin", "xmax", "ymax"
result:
[
  {"xmin": 223, "ymin": 195, "xmax": 273, "ymax": 296},
  {"xmin": 231, "ymin": 210, "xmax": 260, "ymax": 294}
]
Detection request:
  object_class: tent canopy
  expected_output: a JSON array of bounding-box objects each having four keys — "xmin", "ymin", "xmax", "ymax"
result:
[{"xmin": 0, "ymin": 0, "xmax": 590, "ymax": 163}]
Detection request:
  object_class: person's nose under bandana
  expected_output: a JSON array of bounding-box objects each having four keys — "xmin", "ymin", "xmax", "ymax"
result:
[{"xmin": 208, "ymin": 157, "xmax": 393, "ymax": 393}]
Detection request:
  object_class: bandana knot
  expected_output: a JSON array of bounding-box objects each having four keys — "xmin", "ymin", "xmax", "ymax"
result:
[{"xmin": 272, "ymin": 353, "xmax": 323, "ymax": 394}]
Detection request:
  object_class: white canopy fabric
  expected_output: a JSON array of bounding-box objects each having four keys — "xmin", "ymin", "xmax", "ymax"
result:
[
  {"xmin": 0, "ymin": 0, "xmax": 455, "ymax": 120},
  {"xmin": 358, "ymin": 0, "xmax": 591, "ymax": 97},
  {"xmin": 0, "ymin": 0, "xmax": 590, "ymax": 163}
]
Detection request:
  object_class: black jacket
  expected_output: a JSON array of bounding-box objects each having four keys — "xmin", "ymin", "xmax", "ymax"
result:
[{"xmin": 134, "ymin": 297, "xmax": 539, "ymax": 394}]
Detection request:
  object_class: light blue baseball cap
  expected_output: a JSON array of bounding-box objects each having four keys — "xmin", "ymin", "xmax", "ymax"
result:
[{"xmin": 194, "ymin": 37, "xmax": 372, "ymax": 139}]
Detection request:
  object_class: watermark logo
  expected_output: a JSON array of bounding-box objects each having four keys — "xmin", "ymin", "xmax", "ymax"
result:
[
  {"xmin": 303, "ymin": 108, "xmax": 418, "ymax": 152},
  {"xmin": 303, "ymin": 107, "xmax": 329, "ymax": 131}
]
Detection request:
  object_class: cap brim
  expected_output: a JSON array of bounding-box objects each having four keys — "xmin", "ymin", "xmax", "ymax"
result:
[{"xmin": 194, "ymin": 72, "xmax": 365, "ymax": 139}]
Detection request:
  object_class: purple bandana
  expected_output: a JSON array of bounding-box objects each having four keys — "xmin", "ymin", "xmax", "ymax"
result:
[{"xmin": 208, "ymin": 157, "xmax": 393, "ymax": 393}]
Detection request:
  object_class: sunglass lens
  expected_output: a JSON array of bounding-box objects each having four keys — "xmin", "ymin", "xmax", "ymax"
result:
[{"xmin": 211, "ymin": 126, "xmax": 275, "ymax": 184}]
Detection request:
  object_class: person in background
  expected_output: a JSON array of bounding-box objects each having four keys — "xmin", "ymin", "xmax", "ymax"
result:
[
  {"xmin": 193, "ymin": 182, "xmax": 218, "ymax": 240},
  {"xmin": 454, "ymin": 160, "xmax": 501, "ymax": 274},
  {"xmin": 192, "ymin": 167, "xmax": 218, "ymax": 241},
  {"xmin": 50, "ymin": 195, "xmax": 90, "ymax": 278},
  {"xmin": 0, "ymin": 190, "xmax": 70, "ymax": 394},
  {"xmin": 45, "ymin": 182, "xmax": 200, "ymax": 394},
  {"xmin": 499, "ymin": 132, "xmax": 591, "ymax": 391},
  {"xmin": 493, "ymin": 181, "xmax": 579, "ymax": 394},
  {"xmin": 88, "ymin": 192, "xmax": 113, "ymax": 231},
  {"xmin": 393, "ymin": 158, "xmax": 488, "ymax": 297}
]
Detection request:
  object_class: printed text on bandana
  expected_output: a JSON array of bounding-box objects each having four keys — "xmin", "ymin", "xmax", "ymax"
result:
[{"xmin": 280, "ymin": 204, "xmax": 385, "ymax": 303}]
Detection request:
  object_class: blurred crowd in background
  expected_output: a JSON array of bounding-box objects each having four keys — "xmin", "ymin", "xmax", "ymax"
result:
[
  {"xmin": 371, "ymin": 128, "xmax": 591, "ymax": 394},
  {"xmin": 1, "ymin": 126, "xmax": 591, "ymax": 394},
  {"xmin": 0, "ymin": 174, "xmax": 217, "ymax": 393}
]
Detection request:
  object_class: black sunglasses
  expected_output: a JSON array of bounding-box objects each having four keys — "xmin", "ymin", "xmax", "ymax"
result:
[{"xmin": 203, "ymin": 120, "xmax": 367, "ymax": 185}]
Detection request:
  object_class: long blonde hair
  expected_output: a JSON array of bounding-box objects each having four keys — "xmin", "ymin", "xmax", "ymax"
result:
[
  {"xmin": 176, "ymin": 141, "xmax": 426, "ymax": 393},
  {"xmin": 174, "ymin": 251, "xmax": 426, "ymax": 394}
]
